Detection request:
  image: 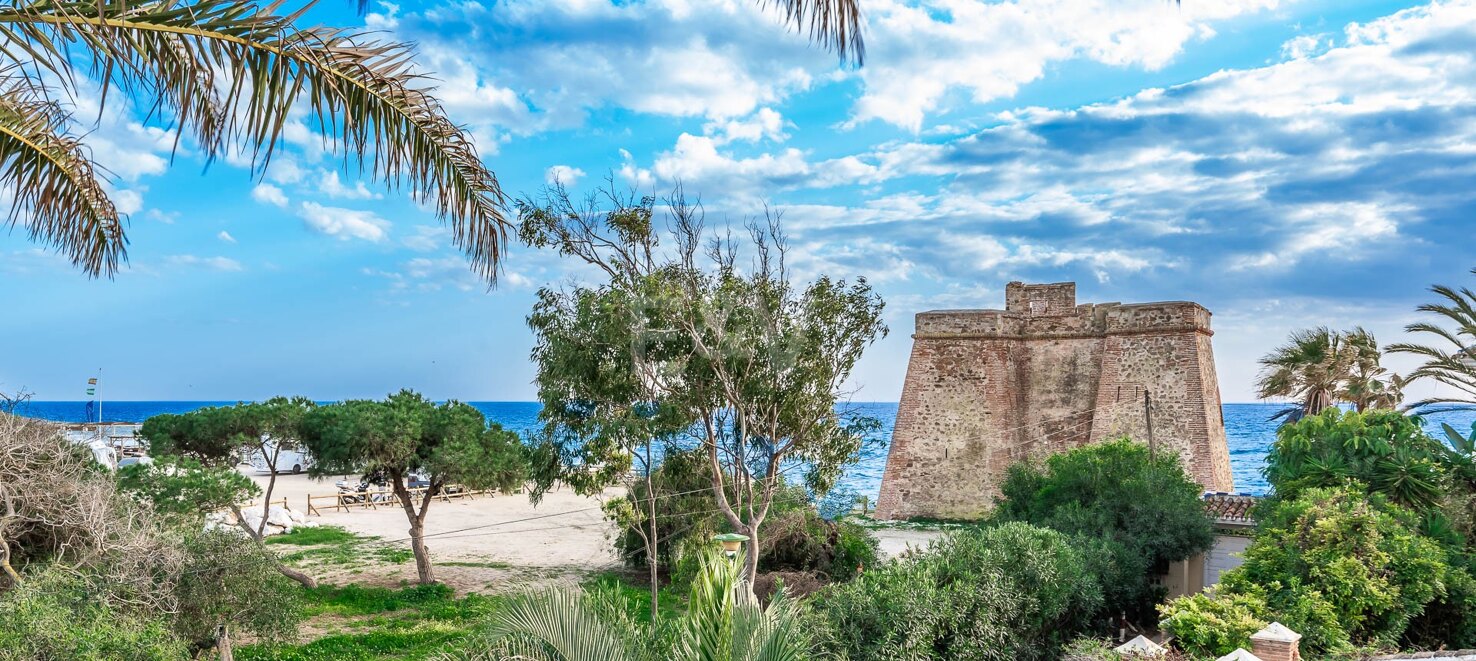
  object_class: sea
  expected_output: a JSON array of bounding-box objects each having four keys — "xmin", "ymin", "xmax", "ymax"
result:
[{"xmin": 17, "ymin": 401, "xmax": 1476, "ymax": 504}]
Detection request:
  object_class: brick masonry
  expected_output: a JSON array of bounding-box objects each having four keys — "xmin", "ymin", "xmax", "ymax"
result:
[{"xmin": 874, "ymin": 281, "xmax": 1235, "ymax": 520}]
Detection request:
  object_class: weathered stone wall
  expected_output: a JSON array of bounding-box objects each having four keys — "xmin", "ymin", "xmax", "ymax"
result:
[{"xmin": 874, "ymin": 282, "xmax": 1234, "ymax": 520}]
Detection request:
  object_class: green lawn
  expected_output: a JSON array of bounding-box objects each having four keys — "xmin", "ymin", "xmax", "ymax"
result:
[
  {"xmin": 235, "ymin": 572, "xmax": 672, "ymax": 659},
  {"xmin": 236, "ymin": 583, "xmax": 504, "ymax": 660}
]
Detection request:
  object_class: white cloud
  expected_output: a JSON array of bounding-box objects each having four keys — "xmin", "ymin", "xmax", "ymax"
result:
[
  {"xmin": 318, "ymin": 171, "xmax": 380, "ymax": 200},
  {"xmin": 217, "ymin": 231, "xmax": 237, "ymax": 244},
  {"xmin": 402, "ymin": 225, "xmax": 450, "ymax": 252},
  {"xmin": 145, "ymin": 209, "xmax": 179, "ymax": 224},
  {"xmin": 544, "ymin": 164, "xmax": 586, "ymax": 187},
  {"xmin": 297, "ymin": 202, "xmax": 391, "ymax": 242},
  {"xmin": 847, "ymin": 0, "xmax": 1285, "ymax": 130},
  {"xmin": 705, "ymin": 107, "xmax": 788, "ymax": 144},
  {"xmin": 252, "ymin": 184, "xmax": 289, "ymax": 208},
  {"xmin": 111, "ymin": 189, "xmax": 144, "ymax": 215},
  {"xmin": 166, "ymin": 255, "xmax": 243, "ymax": 271}
]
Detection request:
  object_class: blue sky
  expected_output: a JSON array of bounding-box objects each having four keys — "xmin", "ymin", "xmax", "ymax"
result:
[{"xmin": 4, "ymin": 0, "xmax": 1474, "ymax": 403}]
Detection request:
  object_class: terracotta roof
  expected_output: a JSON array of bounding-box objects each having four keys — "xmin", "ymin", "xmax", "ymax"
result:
[{"xmin": 1203, "ymin": 492, "xmax": 1260, "ymax": 526}]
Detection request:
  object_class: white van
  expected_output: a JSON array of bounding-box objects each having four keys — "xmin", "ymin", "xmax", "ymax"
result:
[{"xmin": 248, "ymin": 442, "xmax": 313, "ymax": 474}]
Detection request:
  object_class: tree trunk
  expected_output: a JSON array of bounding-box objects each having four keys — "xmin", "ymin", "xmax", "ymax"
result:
[
  {"xmin": 256, "ymin": 443, "xmax": 279, "ymax": 540},
  {"xmin": 0, "ymin": 542, "xmax": 19, "ymax": 586},
  {"xmin": 740, "ymin": 525, "xmax": 759, "ymax": 604},
  {"xmin": 229, "ymin": 505, "xmax": 317, "ymax": 588},
  {"xmin": 647, "ymin": 471, "xmax": 660, "ymax": 620},
  {"xmin": 275, "ymin": 563, "xmax": 318, "ymax": 589},
  {"xmin": 217, "ymin": 625, "xmax": 234, "ymax": 661},
  {"xmin": 409, "ymin": 521, "xmax": 434, "ymax": 585},
  {"xmin": 392, "ymin": 474, "xmax": 436, "ymax": 585}
]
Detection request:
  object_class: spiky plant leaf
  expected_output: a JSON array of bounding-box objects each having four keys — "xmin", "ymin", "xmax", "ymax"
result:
[
  {"xmin": 0, "ymin": 0, "xmax": 507, "ymax": 280},
  {"xmin": 0, "ymin": 78, "xmax": 122, "ymax": 276}
]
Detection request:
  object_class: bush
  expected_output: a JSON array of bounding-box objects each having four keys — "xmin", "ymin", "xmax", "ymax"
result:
[
  {"xmin": 1405, "ymin": 563, "xmax": 1476, "ymax": 650},
  {"xmin": 1265, "ymin": 408, "xmax": 1452, "ymax": 511},
  {"xmin": 1217, "ymin": 487, "xmax": 1448, "ymax": 655},
  {"xmin": 0, "ymin": 567, "xmax": 189, "ymax": 660},
  {"xmin": 992, "ymin": 438, "xmax": 1215, "ymax": 623},
  {"xmin": 614, "ymin": 446, "xmax": 877, "ymax": 586},
  {"xmin": 815, "ymin": 522, "xmax": 1102, "ymax": 661},
  {"xmin": 1159, "ymin": 588, "xmax": 1269, "ymax": 658}
]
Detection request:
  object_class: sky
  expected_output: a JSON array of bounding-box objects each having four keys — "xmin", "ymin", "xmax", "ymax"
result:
[{"xmin": 3, "ymin": 0, "xmax": 1475, "ymax": 404}]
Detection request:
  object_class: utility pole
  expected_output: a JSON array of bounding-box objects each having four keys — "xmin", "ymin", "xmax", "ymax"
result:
[{"xmin": 1143, "ymin": 388, "xmax": 1155, "ymax": 459}]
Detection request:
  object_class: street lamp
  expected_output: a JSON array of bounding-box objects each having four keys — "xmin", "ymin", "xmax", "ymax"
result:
[{"xmin": 712, "ymin": 532, "xmax": 749, "ymax": 559}]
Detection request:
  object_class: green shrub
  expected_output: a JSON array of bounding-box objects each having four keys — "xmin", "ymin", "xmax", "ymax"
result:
[
  {"xmin": 1159, "ymin": 588, "xmax": 1269, "ymax": 658},
  {"xmin": 0, "ymin": 567, "xmax": 188, "ymax": 661},
  {"xmin": 1405, "ymin": 563, "xmax": 1476, "ymax": 650},
  {"xmin": 992, "ymin": 438, "xmax": 1214, "ymax": 623},
  {"xmin": 1265, "ymin": 408, "xmax": 1451, "ymax": 511},
  {"xmin": 758, "ymin": 508, "xmax": 880, "ymax": 582},
  {"xmin": 815, "ymin": 522, "xmax": 1102, "ymax": 661},
  {"xmin": 614, "ymin": 446, "xmax": 877, "ymax": 586},
  {"xmin": 1218, "ymin": 487, "xmax": 1448, "ymax": 655}
]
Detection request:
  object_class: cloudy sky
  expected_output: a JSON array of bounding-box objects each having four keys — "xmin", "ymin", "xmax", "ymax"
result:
[{"xmin": 3, "ymin": 0, "xmax": 1474, "ymax": 403}]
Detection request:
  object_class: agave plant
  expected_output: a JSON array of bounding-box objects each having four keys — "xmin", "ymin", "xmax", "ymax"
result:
[
  {"xmin": 461, "ymin": 550, "xmax": 817, "ymax": 661},
  {"xmin": 1389, "ymin": 268, "xmax": 1476, "ymax": 413},
  {"xmin": 0, "ymin": 0, "xmax": 864, "ymax": 281}
]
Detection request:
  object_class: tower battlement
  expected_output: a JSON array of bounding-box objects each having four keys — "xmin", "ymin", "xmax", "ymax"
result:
[{"xmin": 874, "ymin": 282, "xmax": 1233, "ymax": 520}]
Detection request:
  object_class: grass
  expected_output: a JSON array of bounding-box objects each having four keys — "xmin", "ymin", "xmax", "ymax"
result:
[
  {"xmin": 267, "ymin": 526, "xmax": 361, "ymax": 546},
  {"xmin": 268, "ymin": 525, "xmax": 415, "ymax": 568},
  {"xmin": 583, "ymin": 570, "xmax": 685, "ymax": 623},
  {"xmin": 237, "ymin": 583, "xmax": 507, "ymax": 660}
]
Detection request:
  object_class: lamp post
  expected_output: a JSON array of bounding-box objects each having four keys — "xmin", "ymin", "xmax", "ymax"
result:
[
  {"xmin": 713, "ymin": 532, "xmax": 749, "ymax": 559},
  {"xmin": 712, "ymin": 532, "xmax": 751, "ymax": 605}
]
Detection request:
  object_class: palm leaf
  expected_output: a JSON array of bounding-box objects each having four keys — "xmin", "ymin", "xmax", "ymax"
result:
[
  {"xmin": 0, "ymin": 0, "xmax": 508, "ymax": 280},
  {"xmin": 483, "ymin": 588, "xmax": 638, "ymax": 661},
  {"xmin": 0, "ymin": 75, "xmax": 123, "ymax": 276},
  {"xmin": 761, "ymin": 0, "xmax": 864, "ymax": 66}
]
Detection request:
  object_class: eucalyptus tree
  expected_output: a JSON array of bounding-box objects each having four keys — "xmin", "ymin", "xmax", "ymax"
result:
[
  {"xmin": 527, "ymin": 276, "xmax": 693, "ymax": 617},
  {"xmin": 0, "ymin": 0, "xmax": 864, "ymax": 280},
  {"xmin": 1256, "ymin": 326, "xmax": 1401, "ymax": 420},
  {"xmin": 519, "ymin": 185, "xmax": 887, "ymax": 592},
  {"xmin": 298, "ymin": 390, "xmax": 528, "ymax": 585},
  {"xmin": 138, "ymin": 396, "xmax": 319, "ymax": 587}
]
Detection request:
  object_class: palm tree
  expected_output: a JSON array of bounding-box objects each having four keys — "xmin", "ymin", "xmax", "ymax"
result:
[
  {"xmin": 1388, "ymin": 268, "xmax": 1476, "ymax": 413},
  {"xmin": 1257, "ymin": 326, "xmax": 1401, "ymax": 420},
  {"xmin": 457, "ymin": 550, "xmax": 817, "ymax": 661},
  {"xmin": 0, "ymin": 0, "xmax": 864, "ymax": 282},
  {"xmin": 1339, "ymin": 327, "xmax": 1405, "ymax": 412}
]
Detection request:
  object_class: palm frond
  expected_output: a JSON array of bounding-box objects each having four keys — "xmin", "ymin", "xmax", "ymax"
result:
[
  {"xmin": 760, "ymin": 0, "xmax": 864, "ymax": 66},
  {"xmin": 483, "ymin": 588, "xmax": 638, "ymax": 661},
  {"xmin": 0, "ymin": 0, "xmax": 508, "ymax": 280},
  {"xmin": 0, "ymin": 76, "xmax": 123, "ymax": 276}
]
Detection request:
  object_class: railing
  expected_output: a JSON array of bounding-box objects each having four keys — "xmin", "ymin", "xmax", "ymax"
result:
[{"xmin": 305, "ymin": 486, "xmax": 487, "ymax": 516}]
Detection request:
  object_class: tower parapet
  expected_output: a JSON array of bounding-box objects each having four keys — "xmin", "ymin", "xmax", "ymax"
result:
[{"xmin": 874, "ymin": 282, "xmax": 1233, "ymax": 520}]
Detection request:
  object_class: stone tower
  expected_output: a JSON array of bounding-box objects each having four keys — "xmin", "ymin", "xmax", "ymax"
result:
[{"xmin": 874, "ymin": 282, "xmax": 1234, "ymax": 520}]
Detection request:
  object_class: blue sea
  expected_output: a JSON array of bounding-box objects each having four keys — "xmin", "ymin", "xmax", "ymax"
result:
[{"xmin": 17, "ymin": 401, "xmax": 1476, "ymax": 501}]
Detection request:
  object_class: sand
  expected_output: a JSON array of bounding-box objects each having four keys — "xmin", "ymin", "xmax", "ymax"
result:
[
  {"xmin": 241, "ymin": 469, "xmax": 624, "ymax": 593},
  {"xmin": 239, "ymin": 469, "xmax": 942, "ymax": 593}
]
